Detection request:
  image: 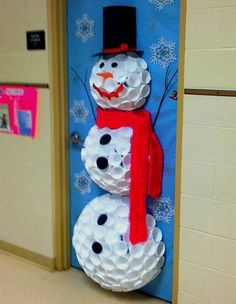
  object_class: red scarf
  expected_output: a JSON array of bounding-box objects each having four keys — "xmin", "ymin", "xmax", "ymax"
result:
[{"xmin": 96, "ymin": 108, "xmax": 163, "ymax": 244}]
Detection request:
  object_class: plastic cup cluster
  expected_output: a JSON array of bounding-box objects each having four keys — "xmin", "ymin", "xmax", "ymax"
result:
[
  {"xmin": 90, "ymin": 52, "xmax": 151, "ymax": 111},
  {"xmin": 81, "ymin": 125, "xmax": 133, "ymax": 195},
  {"xmin": 73, "ymin": 193, "xmax": 165, "ymax": 292}
]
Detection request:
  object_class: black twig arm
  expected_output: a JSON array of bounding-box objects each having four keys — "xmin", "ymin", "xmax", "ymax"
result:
[
  {"xmin": 153, "ymin": 68, "xmax": 178, "ymax": 128},
  {"xmin": 70, "ymin": 66, "xmax": 96, "ymax": 122}
]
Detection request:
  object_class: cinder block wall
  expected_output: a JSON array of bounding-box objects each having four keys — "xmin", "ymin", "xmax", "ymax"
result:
[
  {"xmin": 0, "ymin": 0, "xmax": 53, "ymax": 258},
  {"xmin": 178, "ymin": 1, "xmax": 236, "ymax": 303}
]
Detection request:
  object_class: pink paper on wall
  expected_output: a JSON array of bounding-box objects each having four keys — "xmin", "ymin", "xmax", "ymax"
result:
[{"xmin": 0, "ymin": 86, "xmax": 38, "ymax": 138}]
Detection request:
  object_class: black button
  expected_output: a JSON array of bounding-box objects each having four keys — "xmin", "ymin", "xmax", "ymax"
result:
[
  {"xmin": 100, "ymin": 134, "xmax": 111, "ymax": 145},
  {"xmin": 92, "ymin": 242, "xmax": 103, "ymax": 254},
  {"xmin": 97, "ymin": 157, "xmax": 108, "ymax": 170},
  {"xmin": 97, "ymin": 214, "xmax": 108, "ymax": 225}
]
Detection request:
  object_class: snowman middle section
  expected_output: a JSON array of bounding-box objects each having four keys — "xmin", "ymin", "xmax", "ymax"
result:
[{"xmin": 81, "ymin": 124, "xmax": 133, "ymax": 195}]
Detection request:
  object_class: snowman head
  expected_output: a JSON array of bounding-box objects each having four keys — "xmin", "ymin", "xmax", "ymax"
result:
[{"xmin": 90, "ymin": 52, "xmax": 151, "ymax": 111}]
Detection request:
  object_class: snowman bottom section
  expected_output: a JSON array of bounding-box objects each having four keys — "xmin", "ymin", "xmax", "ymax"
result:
[{"xmin": 72, "ymin": 193, "xmax": 165, "ymax": 292}]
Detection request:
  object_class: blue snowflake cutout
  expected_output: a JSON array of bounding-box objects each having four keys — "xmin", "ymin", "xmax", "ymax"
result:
[
  {"xmin": 75, "ymin": 13, "xmax": 95, "ymax": 43},
  {"xmin": 148, "ymin": 0, "xmax": 174, "ymax": 11},
  {"xmin": 74, "ymin": 170, "xmax": 92, "ymax": 195},
  {"xmin": 70, "ymin": 99, "xmax": 89, "ymax": 124},
  {"xmin": 150, "ymin": 36, "xmax": 177, "ymax": 69},
  {"xmin": 148, "ymin": 196, "xmax": 174, "ymax": 224}
]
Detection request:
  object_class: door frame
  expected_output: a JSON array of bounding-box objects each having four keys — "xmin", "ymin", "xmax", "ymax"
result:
[
  {"xmin": 48, "ymin": 0, "xmax": 186, "ymax": 301},
  {"xmin": 48, "ymin": 0, "xmax": 70, "ymax": 271}
]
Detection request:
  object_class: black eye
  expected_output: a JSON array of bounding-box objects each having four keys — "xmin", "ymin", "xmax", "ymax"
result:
[
  {"xmin": 111, "ymin": 62, "xmax": 118, "ymax": 68},
  {"xmin": 99, "ymin": 62, "xmax": 105, "ymax": 68}
]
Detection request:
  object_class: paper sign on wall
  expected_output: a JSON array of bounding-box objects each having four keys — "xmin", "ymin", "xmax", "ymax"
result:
[{"xmin": 0, "ymin": 86, "xmax": 38, "ymax": 138}]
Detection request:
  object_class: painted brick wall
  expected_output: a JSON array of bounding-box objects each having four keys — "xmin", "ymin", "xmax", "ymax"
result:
[
  {"xmin": 178, "ymin": 1, "xmax": 236, "ymax": 303},
  {"xmin": 0, "ymin": 0, "xmax": 53, "ymax": 258}
]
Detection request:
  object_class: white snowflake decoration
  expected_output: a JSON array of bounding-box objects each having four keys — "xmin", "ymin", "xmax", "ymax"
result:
[
  {"xmin": 149, "ymin": 196, "xmax": 174, "ymax": 224},
  {"xmin": 150, "ymin": 36, "xmax": 177, "ymax": 69},
  {"xmin": 148, "ymin": 0, "xmax": 174, "ymax": 11},
  {"xmin": 70, "ymin": 99, "xmax": 89, "ymax": 124},
  {"xmin": 75, "ymin": 14, "xmax": 95, "ymax": 43},
  {"xmin": 74, "ymin": 170, "xmax": 92, "ymax": 195}
]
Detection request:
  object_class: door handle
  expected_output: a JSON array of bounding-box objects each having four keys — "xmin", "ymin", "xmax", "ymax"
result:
[{"xmin": 70, "ymin": 131, "xmax": 81, "ymax": 146}]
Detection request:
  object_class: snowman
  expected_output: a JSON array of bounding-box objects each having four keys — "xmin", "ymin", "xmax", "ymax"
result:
[{"xmin": 73, "ymin": 6, "xmax": 164, "ymax": 292}]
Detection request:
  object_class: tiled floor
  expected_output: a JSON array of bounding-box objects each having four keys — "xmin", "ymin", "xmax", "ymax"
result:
[{"xmin": 0, "ymin": 251, "xmax": 166, "ymax": 304}]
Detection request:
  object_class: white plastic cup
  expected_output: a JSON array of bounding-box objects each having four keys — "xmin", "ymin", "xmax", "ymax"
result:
[
  {"xmin": 114, "ymin": 269, "xmax": 126, "ymax": 280},
  {"xmin": 109, "ymin": 153, "xmax": 122, "ymax": 166},
  {"xmin": 119, "ymin": 127, "xmax": 133, "ymax": 138},
  {"xmin": 123, "ymin": 155, "xmax": 131, "ymax": 167},
  {"xmin": 130, "ymin": 257, "xmax": 144, "ymax": 271},
  {"xmin": 104, "ymin": 229, "xmax": 119, "ymax": 245},
  {"xmin": 90, "ymin": 254, "xmax": 101, "ymax": 267},
  {"xmin": 134, "ymin": 97, "xmax": 146, "ymax": 109},
  {"xmin": 113, "ymin": 68, "xmax": 127, "ymax": 83},
  {"xmin": 141, "ymin": 269, "xmax": 156, "ymax": 283},
  {"xmin": 117, "ymin": 180, "xmax": 129, "ymax": 189},
  {"xmin": 114, "ymin": 241, "xmax": 128, "ymax": 256},
  {"xmin": 141, "ymin": 84, "xmax": 150, "ymax": 98},
  {"xmin": 144, "ymin": 256, "xmax": 157, "ymax": 271},
  {"xmin": 127, "ymin": 88, "xmax": 140, "ymax": 101},
  {"xmin": 125, "ymin": 59, "xmax": 138, "ymax": 73},
  {"xmin": 115, "ymin": 54, "xmax": 127, "ymax": 62},
  {"xmin": 94, "ymin": 226, "xmax": 105, "ymax": 240},
  {"xmin": 116, "ymin": 204, "xmax": 129, "ymax": 218},
  {"xmin": 152, "ymin": 227, "xmax": 162, "ymax": 243},
  {"xmin": 86, "ymin": 258, "xmax": 96, "ymax": 272},
  {"xmin": 156, "ymin": 256, "xmax": 165, "ymax": 269},
  {"xmin": 110, "ymin": 167, "xmax": 124, "ymax": 179},
  {"xmin": 157, "ymin": 241, "xmax": 166, "ymax": 257},
  {"xmin": 137, "ymin": 58, "xmax": 147, "ymax": 69},
  {"xmin": 145, "ymin": 240, "xmax": 158, "ymax": 256},
  {"xmin": 114, "ymin": 218, "xmax": 129, "ymax": 234},
  {"xmin": 118, "ymin": 85, "xmax": 128, "ymax": 98},
  {"xmin": 146, "ymin": 214, "xmax": 156, "ymax": 230},
  {"xmin": 126, "ymin": 270, "xmax": 140, "ymax": 282},
  {"xmin": 103, "ymin": 79, "xmax": 116, "ymax": 93},
  {"xmin": 91, "ymin": 73, "xmax": 104, "ymax": 88},
  {"xmin": 115, "ymin": 256, "xmax": 129, "ymax": 270},
  {"xmin": 127, "ymin": 73, "xmax": 142, "ymax": 87},
  {"xmin": 120, "ymin": 101, "xmax": 133, "ymax": 111},
  {"xmin": 130, "ymin": 244, "xmax": 145, "ymax": 259},
  {"xmin": 96, "ymin": 265, "xmax": 106, "ymax": 276},
  {"xmin": 102, "ymin": 258, "xmax": 115, "ymax": 271},
  {"xmin": 141, "ymin": 70, "xmax": 151, "ymax": 84}
]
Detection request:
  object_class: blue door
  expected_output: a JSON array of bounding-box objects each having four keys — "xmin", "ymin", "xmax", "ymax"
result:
[{"xmin": 68, "ymin": 1, "xmax": 180, "ymax": 302}]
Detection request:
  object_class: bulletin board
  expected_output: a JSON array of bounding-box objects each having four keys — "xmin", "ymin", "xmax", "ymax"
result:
[{"xmin": 0, "ymin": 86, "xmax": 38, "ymax": 137}]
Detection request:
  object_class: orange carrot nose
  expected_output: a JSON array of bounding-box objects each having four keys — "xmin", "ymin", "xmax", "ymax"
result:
[{"xmin": 97, "ymin": 72, "xmax": 113, "ymax": 80}]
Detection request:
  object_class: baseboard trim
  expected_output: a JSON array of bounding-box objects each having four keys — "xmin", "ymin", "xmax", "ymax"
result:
[{"xmin": 0, "ymin": 240, "xmax": 55, "ymax": 271}]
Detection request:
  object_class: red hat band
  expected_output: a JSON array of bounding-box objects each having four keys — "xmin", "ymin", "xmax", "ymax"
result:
[{"xmin": 103, "ymin": 43, "xmax": 136, "ymax": 54}]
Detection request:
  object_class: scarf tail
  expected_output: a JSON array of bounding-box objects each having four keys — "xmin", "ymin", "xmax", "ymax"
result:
[
  {"xmin": 148, "ymin": 131, "xmax": 163, "ymax": 198},
  {"xmin": 129, "ymin": 118, "xmax": 150, "ymax": 244}
]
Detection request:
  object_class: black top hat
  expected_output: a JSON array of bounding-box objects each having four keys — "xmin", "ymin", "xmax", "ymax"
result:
[{"xmin": 94, "ymin": 6, "xmax": 142, "ymax": 56}]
